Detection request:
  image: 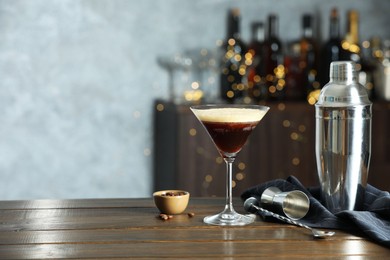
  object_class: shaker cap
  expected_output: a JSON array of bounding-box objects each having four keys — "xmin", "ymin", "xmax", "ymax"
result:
[{"xmin": 316, "ymin": 61, "xmax": 371, "ymax": 107}]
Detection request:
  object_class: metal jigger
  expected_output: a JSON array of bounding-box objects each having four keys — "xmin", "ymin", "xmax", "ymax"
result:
[{"xmin": 260, "ymin": 187, "xmax": 310, "ymax": 220}]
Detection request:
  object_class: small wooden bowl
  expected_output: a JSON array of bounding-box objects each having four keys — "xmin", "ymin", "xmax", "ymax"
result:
[{"xmin": 153, "ymin": 190, "xmax": 190, "ymax": 215}]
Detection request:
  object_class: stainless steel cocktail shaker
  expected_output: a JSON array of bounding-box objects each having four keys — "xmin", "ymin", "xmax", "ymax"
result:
[{"xmin": 315, "ymin": 61, "xmax": 372, "ymax": 213}]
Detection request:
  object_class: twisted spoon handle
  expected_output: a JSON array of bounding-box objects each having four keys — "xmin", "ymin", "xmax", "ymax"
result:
[{"xmin": 251, "ymin": 204, "xmax": 313, "ymax": 230}]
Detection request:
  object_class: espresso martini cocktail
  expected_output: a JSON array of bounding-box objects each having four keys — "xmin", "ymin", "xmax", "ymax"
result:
[
  {"xmin": 191, "ymin": 105, "xmax": 269, "ymax": 226},
  {"xmin": 193, "ymin": 107, "xmax": 268, "ymax": 157}
]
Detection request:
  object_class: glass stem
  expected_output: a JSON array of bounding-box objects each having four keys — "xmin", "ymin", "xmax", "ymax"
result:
[{"xmin": 224, "ymin": 157, "xmax": 235, "ymax": 213}]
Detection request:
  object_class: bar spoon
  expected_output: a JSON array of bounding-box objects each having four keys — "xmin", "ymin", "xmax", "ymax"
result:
[{"xmin": 244, "ymin": 197, "xmax": 335, "ymax": 238}]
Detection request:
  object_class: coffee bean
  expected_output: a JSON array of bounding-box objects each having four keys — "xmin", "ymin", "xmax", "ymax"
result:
[
  {"xmin": 162, "ymin": 191, "xmax": 186, "ymax": 196},
  {"xmin": 159, "ymin": 214, "xmax": 169, "ymax": 220}
]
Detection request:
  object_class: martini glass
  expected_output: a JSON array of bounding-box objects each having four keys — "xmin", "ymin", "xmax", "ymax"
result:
[{"xmin": 190, "ymin": 104, "xmax": 269, "ymax": 226}]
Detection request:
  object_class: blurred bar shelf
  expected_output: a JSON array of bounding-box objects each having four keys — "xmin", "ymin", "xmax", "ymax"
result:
[{"xmin": 154, "ymin": 100, "xmax": 390, "ymax": 197}]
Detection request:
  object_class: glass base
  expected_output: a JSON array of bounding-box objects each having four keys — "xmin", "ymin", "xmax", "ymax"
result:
[{"xmin": 203, "ymin": 211, "xmax": 256, "ymax": 226}]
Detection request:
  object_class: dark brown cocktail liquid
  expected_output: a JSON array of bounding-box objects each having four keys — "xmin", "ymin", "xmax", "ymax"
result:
[{"xmin": 202, "ymin": 121, "xmax": 258, "ymax": 155}]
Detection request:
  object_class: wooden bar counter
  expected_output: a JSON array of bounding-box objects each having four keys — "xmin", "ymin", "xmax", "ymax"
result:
[{"xmin": 0, "ymin": 197, "xmax": 388, "ymax": 258}]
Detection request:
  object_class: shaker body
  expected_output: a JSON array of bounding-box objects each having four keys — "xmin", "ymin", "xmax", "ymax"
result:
[
  {"xmin": 315, "ymin": 105, "xmax": 371, "ymax": 213},
  {"xmin": 315, "ymin": 61, "xmax": 372, "ymax": 213}
]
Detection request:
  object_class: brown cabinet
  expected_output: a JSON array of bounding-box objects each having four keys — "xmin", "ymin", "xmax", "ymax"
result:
[{"xmin": 154, "ymin": 100, "xmax": 390, "ymax": 197}]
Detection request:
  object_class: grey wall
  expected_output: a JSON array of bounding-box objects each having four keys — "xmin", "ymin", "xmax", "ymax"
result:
[{"xmin": 0, "ymin": 0, "xmax": 388, "ymax": 199}]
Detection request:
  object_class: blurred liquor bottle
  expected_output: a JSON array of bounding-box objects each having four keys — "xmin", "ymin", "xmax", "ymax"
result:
[
  {"xmin": 247, "ymin": 22, "xmax": 268, "ymax": 102},
  {"xmin": 341, "ymin": 10, "xmax": 361, "ymax": 63},
  {"xmin": 299, "ymin": 14, "xmax": 320, "ymax": 104},
  {"xmin": 341, "ymin": 10, "xmax": 375, "ymax": 98},
  {"xmin": 219, "ymin": 8, "xmax": 247, "ymax": 103},
  {"xmin": 284, "ymin": 41, "xmax": 306, "ymax": 100},
  {"xmin": 319, "ymin": 8, "xmax": 343, "ymax": 87},
  {"xmin": 373, "ymin": 39, "xmax": 390, "ymax": 101},
  {"xmin": 263, "ymin": 14, "xmax": 285, "ymax": 101}
]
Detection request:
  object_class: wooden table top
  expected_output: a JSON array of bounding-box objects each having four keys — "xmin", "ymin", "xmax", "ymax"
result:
[{"xmin": 0, "ymin": 197, "xmax": 388, "ymax": 259}]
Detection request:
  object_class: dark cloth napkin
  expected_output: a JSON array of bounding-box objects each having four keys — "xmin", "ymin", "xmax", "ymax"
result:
[{"xmin": 241, "ymin": 176, "xmax": 390, "ymax": 248}]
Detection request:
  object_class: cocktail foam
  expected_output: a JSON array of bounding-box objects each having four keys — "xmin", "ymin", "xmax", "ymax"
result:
[{"xmin": 194, "ymin": 108, "xmax": 267, "ymax": 123}]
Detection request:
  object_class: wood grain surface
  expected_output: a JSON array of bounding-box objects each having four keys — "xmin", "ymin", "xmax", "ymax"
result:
[{"xmin": 0, "ymin": 198, "xmax": 388, "ymax": 259}]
